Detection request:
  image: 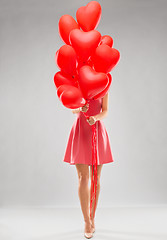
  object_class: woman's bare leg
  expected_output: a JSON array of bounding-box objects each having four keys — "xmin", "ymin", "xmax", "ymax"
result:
[
  {"xmin": 75, "ymin": 163, "xmax": 92, "ymax": 233},
  {"xmin": 89, "ymin": 164, "xmax": 103, "ymax": 228}
]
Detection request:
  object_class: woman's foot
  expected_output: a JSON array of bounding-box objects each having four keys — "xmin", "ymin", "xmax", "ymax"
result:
[
  {"xmin": 90, "ymin": 218, "xmax": 95, "ymax": 233},
  {"xmin": 84, "ymin": 220, "xmax": 93, "ymax": 239}
]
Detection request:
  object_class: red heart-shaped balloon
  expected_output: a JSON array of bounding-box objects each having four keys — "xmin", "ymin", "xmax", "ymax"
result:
[
  {"xmin": 69, "ymin": 29, "xmax": 101, "ymax": 62},
  {"xmin": 58, "ymin": 15, "xmax": 80, "ymax": 45},
  {"xmin": 92, "ymin": 44, "xmax": 120, "ymax": 73},
  {"xmin": 76, "ymin": 1, "xmax": 102, "ymax": 31},
  {"xmin": 54, "ymin": 71, "xmax": 78, "ymax": 89},
  {"xmin": 100, "ymin": 35, "xmax": 113, "ymax": 47},
  {"xmin": 76, "ymin": 57, "xmax": 94, "ymax": 73},
  {"xmin": 57, "ymin": 84, "xmax": 68, "ymax": 98},
  {"xmin": 56, "ymin": 45, "xmax": 77, "ymax": 76},
  {"xmin": 78, "ymin": 65, "xmax": 109, "ymax": 100},
  {"xmin": 93, "ymin": 73, "xmax": 112, "ymax": 99},
  {"xmin": 58, "ymin": 85, "xmax": 86, "ymax": 109}
]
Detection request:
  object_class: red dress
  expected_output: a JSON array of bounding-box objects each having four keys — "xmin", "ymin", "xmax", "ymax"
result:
[{"xmin": 63, "ymin": 98, "xmax": 114, "ymax": 165}]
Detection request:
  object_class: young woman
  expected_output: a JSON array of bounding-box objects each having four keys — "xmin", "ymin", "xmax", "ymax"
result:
[{"xmin": 63, "ymin": 92, "xmax": 114, "ymax": 238}]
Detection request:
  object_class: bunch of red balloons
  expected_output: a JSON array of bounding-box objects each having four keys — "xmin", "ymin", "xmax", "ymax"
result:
[{"xmin": 54, "ymin": 1, "xmax": 120, "ymax": 109}]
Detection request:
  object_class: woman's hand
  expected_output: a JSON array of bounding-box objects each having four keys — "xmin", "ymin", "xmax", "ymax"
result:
[
  {"xmin": 71, "ymin": 103, "xmax": 89, "ymax": 114},
  {"xmin": 80, "ymin": 103, "xmax": 89, "ymax": 112},
  {"xmin": 87, "ymin": 116, "xmax": 97, "ymax": 125}
]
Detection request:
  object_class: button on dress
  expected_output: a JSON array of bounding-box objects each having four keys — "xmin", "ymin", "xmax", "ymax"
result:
[{"xmin": 63, "ymin": 97, "xmax": 114, "ymax": 165}]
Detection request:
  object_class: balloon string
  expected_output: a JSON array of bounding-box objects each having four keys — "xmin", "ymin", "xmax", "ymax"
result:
[
  {"xmin": 82, "ymin": 101, "xmax": 97, "ymax": 220},
  {"xmin": 91, "ymin": 124, "xmax": 97, "ymax": 219}
]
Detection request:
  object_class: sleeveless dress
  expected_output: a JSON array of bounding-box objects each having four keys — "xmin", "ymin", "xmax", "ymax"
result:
[{"xmin": 63, "ymin": 98, "xmax": 114, "ymax": 165}]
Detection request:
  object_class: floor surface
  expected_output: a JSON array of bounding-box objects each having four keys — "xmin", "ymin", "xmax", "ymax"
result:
[{"xmin": 0, "ymin": 206, "xmax": 167, "ymax": 240}]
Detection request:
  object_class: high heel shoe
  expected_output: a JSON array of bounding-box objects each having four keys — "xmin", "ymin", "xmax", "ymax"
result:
[
  {"xmin": 84, "ymin": 232, "xmax": 93, "ymax": 239},
  {"xmin": 84, "ymin": 221, "xmax": 93, "ymax": 239}
]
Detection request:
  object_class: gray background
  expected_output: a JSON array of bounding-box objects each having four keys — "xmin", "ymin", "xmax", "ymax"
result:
[{"xmin": 0, "ymin": 0, "xmax": 166, "ymax": 208}]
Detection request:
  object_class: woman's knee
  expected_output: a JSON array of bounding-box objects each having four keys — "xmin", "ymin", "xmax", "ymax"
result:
[
  {"xmin": 95, "ymin": 175, "xmax": 101, "ymax": 186},
  {"xmin": 78, "ymin": 174, "xmax": 89, "ymax": 185},
  {"xmin": 75, "ymin": 164, "xmax": 89, "ymax": 184},
  {"xmin": 90, "ymin": 173, "xmax": 101, "ymax": 186},
  {"xmin": 90, "ymin": 164, "xmax": 103, "ymax": 186}
]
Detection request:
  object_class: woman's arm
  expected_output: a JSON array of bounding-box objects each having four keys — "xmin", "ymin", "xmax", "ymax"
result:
[{"xmin": 94, "ymin": 92, "xmax": 109, "ymax": 121}]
